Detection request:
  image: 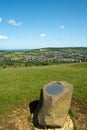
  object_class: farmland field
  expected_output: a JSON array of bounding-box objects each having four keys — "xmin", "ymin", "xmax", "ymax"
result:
[{"xmin": 0, "ymin": 62, "xmax": 87, "ymax": 129}]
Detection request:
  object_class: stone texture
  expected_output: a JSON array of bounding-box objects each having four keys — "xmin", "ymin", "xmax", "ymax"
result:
[
  {"xmin": 36, "ymin": 81, "xmax": 73, "ymax": 128},
  {"xmin": 34, "ymin": 115, "xmax": 73, "ymax": 130}
]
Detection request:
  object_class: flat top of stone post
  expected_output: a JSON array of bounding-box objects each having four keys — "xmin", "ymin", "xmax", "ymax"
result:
[{"xmin": 46, "ymin": 82, "xmax": 64, "ymax": 95}]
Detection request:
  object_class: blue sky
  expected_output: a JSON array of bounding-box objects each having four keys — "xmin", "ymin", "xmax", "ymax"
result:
[{"xmin": 0, "ymin": 0, "xmax": 87, "ymax": 49}]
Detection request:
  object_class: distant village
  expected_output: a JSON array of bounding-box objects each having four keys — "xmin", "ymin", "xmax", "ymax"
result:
[
  {"xmin": 0, "ymin": 47, "xmax": 87, "ymax": 67},
  {"xmin": 24, "ymin": 51, "xmax": 87, "ymax": 62}
]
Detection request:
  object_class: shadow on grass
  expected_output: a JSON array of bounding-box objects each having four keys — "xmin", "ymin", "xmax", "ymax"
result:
[
  {"xmin": 29, "ymin": 100, "xmax": 41, "ymax": 128},
  {"xmin": 29, "ymin": 100, "xmax": 39, "ymax": 114}
]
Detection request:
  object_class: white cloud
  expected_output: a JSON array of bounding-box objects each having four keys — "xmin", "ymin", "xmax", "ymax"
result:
[
  {"xmin": 8, "ymin": 19, "xmax": 22, "ymax": 26},
  {"xmin": 0, "ymin": 17, "xmax": 2, "ymax": 22},
  {"xmin": 40, "ymin": 33, "xmax": 46, "ymax": 38},
  {"xmin": 0, "ymin": 35, "xmax": 8, "ymax": 40},
  {"xmin": 60, "ymin": 25, "xmax": 65, "ymax": 30}
]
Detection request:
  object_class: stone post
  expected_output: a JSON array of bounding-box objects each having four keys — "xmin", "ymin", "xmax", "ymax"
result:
[{"xmin": 36, "ymin": 81, "xmax": 73, "ymax": 129}]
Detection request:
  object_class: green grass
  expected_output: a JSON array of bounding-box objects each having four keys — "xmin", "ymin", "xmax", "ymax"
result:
[
  {"xmin": 69, "ymin": 108, "xmax": 77, "ymax": 130},
  {"xmin": 0, "ymin": 62, "xmax": 87, "ymax": 114}
]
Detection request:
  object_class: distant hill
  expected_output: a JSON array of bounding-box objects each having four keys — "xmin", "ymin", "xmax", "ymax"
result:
[
  {"xmin": 25, "ymin": 47, "xmax": 87, "ymax": 55},
  {"xmin": 0, "ymin": 47, "xmax": 87, "ymax": 67}
]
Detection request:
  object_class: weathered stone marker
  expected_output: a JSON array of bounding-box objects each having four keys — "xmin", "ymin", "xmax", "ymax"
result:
[{"xmin": 36, "ymin": 81, "xmax": 73, "ymax": 128}]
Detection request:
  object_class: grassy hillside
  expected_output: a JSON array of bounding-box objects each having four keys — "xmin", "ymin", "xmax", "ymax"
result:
[
  {"xmin": 0, "ymin": 47, "xmax": 87, "ymax": 57},
  {"xmin": 0, "ymin": 62, "xmax": 87, "ymax": 115},
  {"xmin": 25, "ymin": 47, "xmax": 87, "ymax": 54}
]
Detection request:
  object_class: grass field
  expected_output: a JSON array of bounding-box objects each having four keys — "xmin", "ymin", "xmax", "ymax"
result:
[{"xmin": 0, "ymin": 62, "xmax": 87, "ymax": 115}]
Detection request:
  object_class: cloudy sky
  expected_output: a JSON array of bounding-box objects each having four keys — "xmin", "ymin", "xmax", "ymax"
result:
[{"xmin": 0, "ymin": 0, "xmax": 87, "ymax": 49}]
